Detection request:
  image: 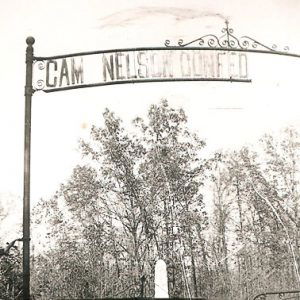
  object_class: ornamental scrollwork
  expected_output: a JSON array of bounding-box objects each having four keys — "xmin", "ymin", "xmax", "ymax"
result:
[
  {"xmin": 165, "ymin": 20, "xmax": 289, "ymax": 53},
  {"xmin": 33, "ymin": 60, "xmax": 46, "ymax": 91},
  {"xmin": 35, "ymin": 79, "xmax": 45, "ymax": 90}
]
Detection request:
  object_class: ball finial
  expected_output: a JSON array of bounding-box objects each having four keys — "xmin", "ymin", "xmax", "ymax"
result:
[{"xmin": 26, "ymin": 36, "xmax": 35, "ymax": 45}]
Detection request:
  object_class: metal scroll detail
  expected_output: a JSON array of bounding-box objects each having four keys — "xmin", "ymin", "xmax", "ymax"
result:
[
  {"xmin": 165, "ymin": 20, "xmax": 289, "ymax": 52},
  {"xmin": 33, "ymin": 60, "xmax": 45, "ymax": 90},
  {"xmin": 252, "ymin": 290, "xmax": 300, "ymax": 300}
]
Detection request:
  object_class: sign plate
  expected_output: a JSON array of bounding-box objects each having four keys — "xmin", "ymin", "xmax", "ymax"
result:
[{"xmin": 34, "ymin": 49, "xmax": 249, "ymax": 92}]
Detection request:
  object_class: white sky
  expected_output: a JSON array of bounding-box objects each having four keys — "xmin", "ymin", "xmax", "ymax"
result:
[{"xmin": 1, "ymin": 0, "xmax": 300, "ymax": 213}]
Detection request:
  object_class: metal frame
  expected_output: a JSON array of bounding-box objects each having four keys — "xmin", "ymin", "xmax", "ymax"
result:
[
  {"xmin": 23, "ymin": 36, "xmax": 34, "ymax": 300},
  {"xmin": 39, "ymin": 77, "xmax": 251, "ymax": 93},
  {"xmin": 23, "ymin": 22, "xmax": 300, "ymax": 299},
  {"xmin": 34, "ymin": 46, "xmax": 300, "ymax": 61},
  {"xmin": 33, "ymin": 45, "xmax": 300, "ymax": 93},
  {"xmin": 253, "ymin": 289, "xmax": 300, "ymax": 300},
  {"xmin": 34, "ymin": 46, "xmax": 253, "ymax": 93}
]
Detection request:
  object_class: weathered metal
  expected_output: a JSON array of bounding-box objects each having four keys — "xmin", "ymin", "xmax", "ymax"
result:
[
  {"xmin": 23, "ymin": 36, "xmax": 35, "ymax": 300},
  {"xmin": 33, "ymin": 48, "xmax": 250, "ymax": 93}
]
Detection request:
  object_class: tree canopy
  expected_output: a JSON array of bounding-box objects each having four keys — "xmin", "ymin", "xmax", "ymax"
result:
[{"xmin": 29, "ymin": 100, "xmax": 300, "ymax": 299}]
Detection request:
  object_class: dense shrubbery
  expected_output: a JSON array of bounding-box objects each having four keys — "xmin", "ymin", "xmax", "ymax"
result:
[{"xmin": 0, "ymin": 246, "xmax": 22, "ymax": 299}]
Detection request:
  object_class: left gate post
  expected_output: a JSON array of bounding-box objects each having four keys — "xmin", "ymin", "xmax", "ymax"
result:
[{"xmin": 23, "ymin": 36, "xmax": 35, "ymax": 300}]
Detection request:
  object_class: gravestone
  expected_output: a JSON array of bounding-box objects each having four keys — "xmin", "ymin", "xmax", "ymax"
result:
[{"xmin": 155, "ymin": 259, "xmax": 169, "ymax": 298}]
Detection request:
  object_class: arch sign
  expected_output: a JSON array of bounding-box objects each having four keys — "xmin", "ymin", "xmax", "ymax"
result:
[
  {"xmin": 34, "ymin": 48, "xmax": 249, "ymax": 92},
  {"xmin": 22, "ymin": 21, "xmax": 300, "ymax": 299}
]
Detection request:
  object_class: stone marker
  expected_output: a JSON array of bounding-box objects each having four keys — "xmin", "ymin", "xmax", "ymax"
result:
[{"xmin": 155, "ymin": 259, "xmax": 169, "ymax": 298}]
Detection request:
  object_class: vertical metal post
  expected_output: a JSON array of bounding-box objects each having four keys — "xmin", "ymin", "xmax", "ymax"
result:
[
  {"xmin": 225, "ymin": 20, "xmax": 230, "ymax": 46},
  {"xmin": 140, "ymin": 275, "xmax": 146, "ymax": 298},
  {"xmin": 23, "ymin": 36, "xmax": 35, "ymax": 300}
]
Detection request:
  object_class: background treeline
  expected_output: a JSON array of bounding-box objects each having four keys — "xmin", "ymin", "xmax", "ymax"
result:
[{"xmin": 1, "ymin": 100, "xmax": 300, "ymax": 299}]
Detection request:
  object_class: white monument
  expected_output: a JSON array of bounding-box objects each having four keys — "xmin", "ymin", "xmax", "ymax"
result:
[{"xmin": 155, "ymin": 259, "xmax": 169, "ymax": 298}]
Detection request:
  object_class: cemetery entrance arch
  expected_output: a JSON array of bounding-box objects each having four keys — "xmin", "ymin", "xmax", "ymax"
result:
[{"xmin": 23, "ymin": 21, "xmax": 300, "ymax": 299}]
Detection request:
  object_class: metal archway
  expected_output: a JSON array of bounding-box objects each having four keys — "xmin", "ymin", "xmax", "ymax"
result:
[{"xmin": 23, "ymin": 21, "xmax": 300, "ymax": 299}]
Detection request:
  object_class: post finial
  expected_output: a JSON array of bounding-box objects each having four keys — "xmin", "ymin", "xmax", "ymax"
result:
[{"xmin": 26, "ymin": 36, "xmax": 35, "ymax": 46}]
